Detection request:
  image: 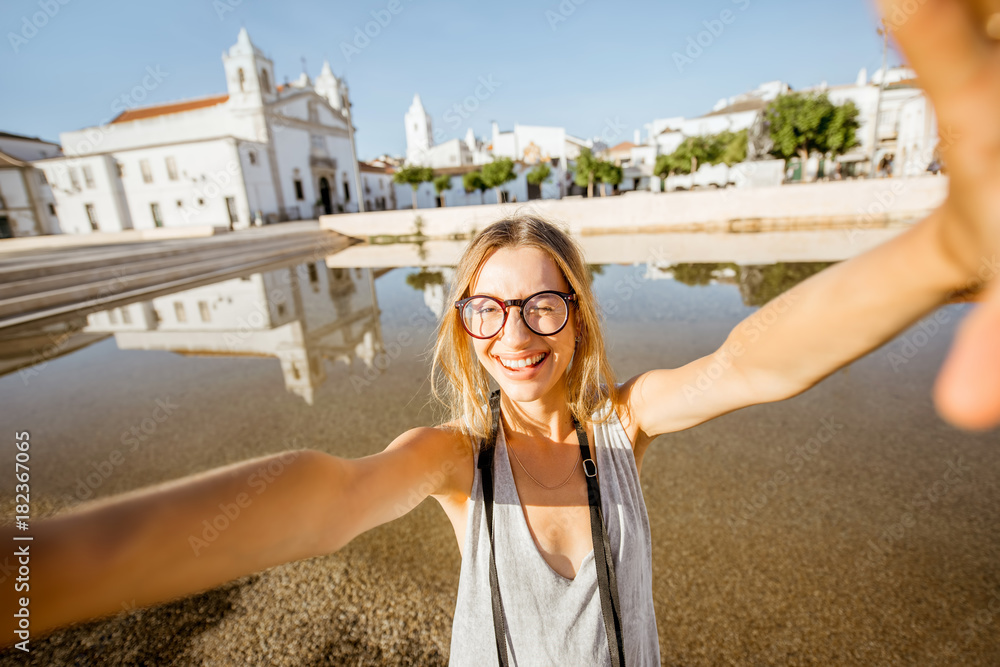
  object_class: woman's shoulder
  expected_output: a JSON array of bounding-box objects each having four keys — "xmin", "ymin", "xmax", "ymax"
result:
[
  {"xmin": 430, "ymin": 422, "xmax": 478, "ymax": 499},
  {"xmin": 382, "ymin": 424, "xmax": 476, "ymax": 500}
]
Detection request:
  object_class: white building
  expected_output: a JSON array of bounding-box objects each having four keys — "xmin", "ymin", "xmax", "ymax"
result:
[
  {"xmin": 636, "ymin": 67, "xmax": 931, "ymax": 187},
  {"xmin": 359, "ymin": 160, "xmax": 397, "ymax": 211},
  {"xmin": 85, "ymin": 261, "xmax": 384, "ymax": 405},
  {"xmin": 896, "ymin": 93, "xmax": 939, "ymax": 177},
  {"xmin": 0, "ymin": 132, "xmax": 62, "ymax": 237},
  {"xmin": 400, "ymin": 94, "xmax": 582, "ymax": 205},
  {"xmin": 37, "ymin": 29, "xmax": 363, "ymax": 234},
  {"xmin": 807, "ymin": 66, "xmax": 924, "ymax": 177}
]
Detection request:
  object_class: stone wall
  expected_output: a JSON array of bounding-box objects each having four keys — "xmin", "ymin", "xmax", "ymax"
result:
[{"xmin": 320, "ymin": 175, "xmax": 948, "ymax": 240}]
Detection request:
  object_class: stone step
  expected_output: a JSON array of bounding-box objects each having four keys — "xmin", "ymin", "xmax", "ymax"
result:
[
  {"xmin": 0, "ymin": 228, "xmax": 327, "ymax": 282},
  {"xmin": 0, "ymin": 233, "xmax": 342, "ymax": 322},
  {"xmin": 1, "ymin": 233, "xmax": 331, "ymax": 298},
  {"xmin": 0, "ymin": 243, "xmax": 349, "ymax": 332}
]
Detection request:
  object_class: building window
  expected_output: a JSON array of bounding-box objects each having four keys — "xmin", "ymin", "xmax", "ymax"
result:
[
  {"xmin": 165, "ymin": 156, "xmax": 178, "ymax": 181},
  {"xmin": 121, "ymin": 307, "xmax": 132, "ymax": 324},
  {"xmin": 277, "ymin": 303, "xmax": 286, "ymax": 317},
  {"xmin": 260, "ymin": 68, "xmax": 271, "ymax": 93},
  {"xmin": 248, "ymin": 150, "xmax": 257, "ymax": 166},
  {"xmin": 85, "ymin": 204, "xmax": 98, "ymax": 230},
  {"xmin": 198, "ymin": 301, "xmax": 211, "ymax": 322},
  {"xmin": 48, "ymin": 203, "xmax": 56, "ymax": 216},
  {"xmin": 294, "ymin": 179, "xmax": 304, "ymax": 200},
  {"xmin": 150, "ymin": 202, "xmax": 163, "ymax": 228},
  {"xmin": 307, "ymin": 263, "xmax": 319, "ymax": 284},
  {"xmin": 116, "ymin": 162, "xmax": 124, "ymax": 177},
  {"xmin": 38, "ymin": 170, "xmax": 48, "ymax": 184},
  {"xmin": 174, "ymin": 302, "xmax": 186, "ymax": 323},
  {"xmin": 343, "ymin": 180, "xmax": 350, "ymax": 202},
  {"xmin": 225, "ymin": 196, "xmax": 238, "ymax": 227},
  {"xmin": 108, "ymin": 309, "xmax": 118, "ymax": 324},
  {"xmin": 69, "ymin": 168, "xmax": 80, "ymax": 190},
  {"xmin": 237, "ymin": 68, "xmax": 246, "ymax": 92},
  {"xmin": 82, "ymin": 165, "xmax": 95, "ymax": 188},
  {"xmin": 176, "ymin": 200, "xmax": 183, "ymax": 208},
  {"xmin": 140, "ymin": 159, "xmax": 153, "ymax": 183}
]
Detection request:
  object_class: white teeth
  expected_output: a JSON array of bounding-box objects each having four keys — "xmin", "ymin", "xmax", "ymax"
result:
[{"xmin": 497, "ymin": 353, "xmax": 545, "ymax": 370}]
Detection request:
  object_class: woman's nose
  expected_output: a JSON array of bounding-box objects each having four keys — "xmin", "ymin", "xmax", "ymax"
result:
[{"xmin": 498, "ymin": 306, "xmax": 532, "ymax": 343}]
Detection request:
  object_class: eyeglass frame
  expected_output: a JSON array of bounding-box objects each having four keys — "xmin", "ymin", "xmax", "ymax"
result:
[{"xmin": 454, "ymin": 290, "xmax": 578, "ymax": 339}]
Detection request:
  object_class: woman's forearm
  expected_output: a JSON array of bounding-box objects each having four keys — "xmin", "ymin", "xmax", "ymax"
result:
[
  {"xmin": 727, "ymin": 206, "xmax": 982, "ymax": 401},
  {"xmin": 2, "ymin": 449, "xmax": 348, "ymax": 643}
]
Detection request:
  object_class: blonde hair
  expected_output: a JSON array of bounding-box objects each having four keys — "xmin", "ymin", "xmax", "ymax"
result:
[{"xmin": 431, "ymin": 211, "xmax": 618, "ymax": 439}]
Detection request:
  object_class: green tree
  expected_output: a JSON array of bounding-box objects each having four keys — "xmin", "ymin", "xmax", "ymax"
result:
[
  {"xmin": 654, "ymin": 131, "xmax": 749, "ymax": 181},
  {"xmin": 595, "ymin": 161, "xmax": 623, "ymax": 196},
  {"xmin": 573, "ymin": 147, "xmax": 599, "ymax": 197},
  {"xmin": 393, "ymin": 165, "xmax": 434, "ymax": 210},
  {"xmin": 526, "ymin": 163, "xmax": 552, "ymax": 199},
  {"xmin": 433, "ymin": 174, "xmax": 452, "ymax": 207},
  {"xmin": 405, "ymin": 269, "xmax": 445, "ymax": 291},
  {"xmin": 716, "ymin": 130, "xmax": 748, "ymax": 166},
  {"xmin": 481, "ymin": 158, "xmax": 517, "ymax": 203},
  {"xmin": 462, "ymin": 170, "xmax": 487, "ymax": 205},
  {"xmin": 765, "ymin": 92, "xmax": 860, "ymax": 182},
  {"xmin": 654, "ymin": 136, "xmax": 715, "ymax": 177}
]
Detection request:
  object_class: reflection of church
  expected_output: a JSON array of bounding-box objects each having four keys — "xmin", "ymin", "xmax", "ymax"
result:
[{"xmin": 85, "ymin": 260, "xmax": 384, "ymax": 404}]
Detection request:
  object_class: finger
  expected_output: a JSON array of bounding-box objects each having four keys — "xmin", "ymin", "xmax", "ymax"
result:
[
  {"xmin": 934, "ymin": 278, "xmax": 1000, "ymax": 431},
  {"xmin": 876, "ymin": 0, "xmax": 991, "ymax": 99}
]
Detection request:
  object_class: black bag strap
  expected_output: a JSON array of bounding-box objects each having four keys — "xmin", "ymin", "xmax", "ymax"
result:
[
  {"xmin": 575, "ymin": 415, "xmax": 627, "ymax": 667},
  {"xmin": 477, "ymin": 389, "xmax": 626, "ymax": 667},
  {"xmin": 476, "ymin": 390, "xmax": 509, "ymax": 666}
]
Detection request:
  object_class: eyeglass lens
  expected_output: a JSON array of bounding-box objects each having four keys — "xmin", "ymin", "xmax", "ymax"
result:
[{"xmin": 461, "ymin": 293, "xmax": 569, "ymax": 338}]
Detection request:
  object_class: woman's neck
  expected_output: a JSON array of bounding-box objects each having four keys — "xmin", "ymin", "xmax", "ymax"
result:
[{"xmin": 499, "ymin": 389, "xmax": 577, "ymax": 444}]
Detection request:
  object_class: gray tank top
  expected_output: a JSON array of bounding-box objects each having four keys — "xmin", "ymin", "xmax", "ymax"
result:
[{"xmin": 449, "ymin": 401, "xmax": 660, "ymax": 666}]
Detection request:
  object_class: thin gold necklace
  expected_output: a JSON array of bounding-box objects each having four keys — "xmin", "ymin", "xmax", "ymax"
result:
[{"xmin": 503, "ymin": 423, "xmax": 580, "ymax": 490}]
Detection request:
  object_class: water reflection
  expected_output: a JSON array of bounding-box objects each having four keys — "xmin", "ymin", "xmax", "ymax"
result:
[
  {"xmin": 0, "ymin": 262, "xmax": 386, "ymax": 405},
  {"xmin": 0, "ymin": 230, "xmax": 981, "ymax": 404},
  {"xmin": 657, "ymin": 262, "xmax": 835, "ymax": 306},
  {"xmin": 399, "ymin": 259, "xmax": 836, "ymax": 310}
]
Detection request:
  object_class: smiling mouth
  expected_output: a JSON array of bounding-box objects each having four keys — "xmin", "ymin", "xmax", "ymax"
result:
[{"xmin": 494, "ymin": 353, "xmax": 548, "ymax": 370}]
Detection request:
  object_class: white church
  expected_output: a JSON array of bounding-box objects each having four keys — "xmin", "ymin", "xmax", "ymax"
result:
[
  {"xmin": 37, "ymin": 29, "xmax": 363, "ymax": 234},
  {"xmin": 398, "ymin": 94, "xmax": 587, "ymax": 208}
]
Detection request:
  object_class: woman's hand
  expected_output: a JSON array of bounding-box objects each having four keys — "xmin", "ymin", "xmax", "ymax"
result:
[{"xmin": 878, "ymin": 0, "xmax": 1000, "ymax": 430}]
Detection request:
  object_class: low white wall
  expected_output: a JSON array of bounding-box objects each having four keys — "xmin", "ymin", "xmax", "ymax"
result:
[{"xmin": 321, "ymin": 176, "xmax": 948, "ymax": 239}]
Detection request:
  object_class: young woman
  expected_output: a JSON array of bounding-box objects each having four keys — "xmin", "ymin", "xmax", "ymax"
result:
[{"xmin": 5, "ymin": 0, "xmax": 1000, "ymax": 663}]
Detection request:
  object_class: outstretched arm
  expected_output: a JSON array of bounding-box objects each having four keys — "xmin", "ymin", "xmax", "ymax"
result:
[
  {"xmin": 1, "ymin": 428, "xmax": 467, "ymax": 644},
  {"xmin": 624, "ymin": 207, "xmax": 975, "ymax": 440},
  {"xmin": 625, "ymin": 0, "xmax": 1000, "ymax": 441}
]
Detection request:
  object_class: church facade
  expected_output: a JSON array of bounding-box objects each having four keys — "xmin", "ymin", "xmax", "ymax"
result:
[{"xmin": 36, "ymin": 29, "xmax": 363, "ymax": 234}]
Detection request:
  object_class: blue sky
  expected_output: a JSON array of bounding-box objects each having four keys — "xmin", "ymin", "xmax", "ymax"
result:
[{"xmin": 0, "ymin": 0, "xmax": 898, "ymax": 161}]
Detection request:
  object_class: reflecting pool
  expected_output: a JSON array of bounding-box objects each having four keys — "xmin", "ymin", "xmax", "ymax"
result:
[{"xmin": 1, "ymin": 229, "xmax": 997, "ymax": 666}]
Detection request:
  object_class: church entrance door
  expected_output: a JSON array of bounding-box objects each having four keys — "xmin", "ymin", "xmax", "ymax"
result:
[{"xmin": 319, "ymin": 177, "xmax": 333, "ymax": 214}]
